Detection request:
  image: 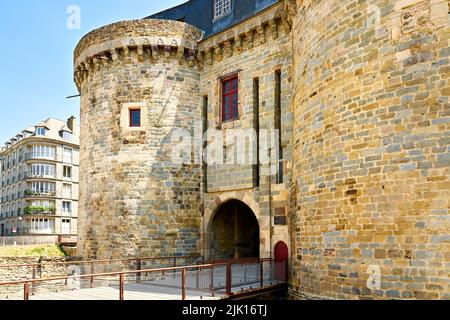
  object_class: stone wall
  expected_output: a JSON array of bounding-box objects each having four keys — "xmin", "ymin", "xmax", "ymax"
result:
[
  {"xmin": 0, "ymin": 257, "xmax": 70, "ymax": 298},
  {"xmin": 72, "ymin": 0, "xmax": 449, "ymax": 300},
  {"xmin": 75, "ymin": 20, "xmax": 204, "ymax": 259},
  {"xmin": 0, "ymin": 257, "xmax": 68, "ymax": 281},
  {"xmin": 75, "ymin": 6, "xmax": 293, "ymax": 262},
  {"xmin": 197, "ymin": 2, "xmax": 292, "ymax": 259},
  {"xmin": 290, "ymin": 0, "xmax": 449, "ymax": 300}
]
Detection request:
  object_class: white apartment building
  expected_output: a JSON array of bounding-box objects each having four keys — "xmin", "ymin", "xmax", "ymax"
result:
[{"xmin": 0, "ymin": 117, "xmax": 79, "ymax": 245}]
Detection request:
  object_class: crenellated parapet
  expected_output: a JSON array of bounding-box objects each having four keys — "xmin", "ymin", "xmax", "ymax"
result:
[
  {"xmin": 195, "ymin": 2, "xmax": 291, "ymax": 69},
  {"xmin": 73, "ymin": 19, "xmax": 203, "ymax": 91}
]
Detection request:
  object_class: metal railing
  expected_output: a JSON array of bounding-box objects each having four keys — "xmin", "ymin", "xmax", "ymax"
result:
[
  {"xmin": 0, "ymin": 257, "xmax": 287, "ymax": 300},
  {"xmin": 0, "ymin": 255, "xmax": 203, "ymax": 274},
  {"xmin": 24, "ymin": 153, "xmax": 56, "ymax": 161},
  {"xmin": 23, "ymin": 190, "xmax": 57, "ymax": 198}
]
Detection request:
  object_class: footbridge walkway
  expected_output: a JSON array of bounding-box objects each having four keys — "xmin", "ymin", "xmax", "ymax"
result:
[{"xmin": 0, "ymin": 256, "xmax": 288, "ymax": 300}]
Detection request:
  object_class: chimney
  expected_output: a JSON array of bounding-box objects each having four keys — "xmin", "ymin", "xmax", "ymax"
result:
[{"xmin": 67, "ymin": 116, "xmax": 76, "ymax": 131}]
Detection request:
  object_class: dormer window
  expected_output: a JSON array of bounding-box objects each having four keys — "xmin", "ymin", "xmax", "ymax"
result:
[
  {"xmin": 23, "ymin": 131, "xmax": 32, "ymax": 138},
  {"xmin": 61, "ymin": 131, "xmax": 72, "ymax": 141},
  {"xmin": 36, "ymin": 127, "xmax": 46, "ymax": 136},
  {"xmin": 214, "ymin": 0, "xmax": 232, "ymax": 20}
]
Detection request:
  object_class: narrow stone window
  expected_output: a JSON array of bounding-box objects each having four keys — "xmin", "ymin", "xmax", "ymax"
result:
[
  {"xmin": 202, "ymin": 95, "xmax": 208, "ymax": 193},
  {"xmin": 222, "ymin": 75, "xmax": 239, "ymax": 122},
  {"xmin": 129, "ymin": 109, "xmax": 141, "ymax": 127},
  {"xmin": 253, "ymin": 77, "xmax": 260, "ymax": 188},
  {"xmin": 275, "ymin": 69, "xmax": 283, "ymax": 184}
]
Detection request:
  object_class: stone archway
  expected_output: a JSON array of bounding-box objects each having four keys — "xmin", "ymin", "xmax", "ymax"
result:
[{"xmin": 204, "ymin": 195, "xmax": 261, "ymax": 261}]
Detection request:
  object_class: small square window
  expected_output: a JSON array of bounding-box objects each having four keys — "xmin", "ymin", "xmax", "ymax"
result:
[{"xmin": 129, "ymin": 109, "xmax": 141, "ymax": 127}]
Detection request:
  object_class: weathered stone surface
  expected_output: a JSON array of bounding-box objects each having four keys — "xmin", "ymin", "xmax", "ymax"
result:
[
  {"xmin": 0, "ymin": 257, "xmax": 72, "ymax": 297},
  {"xmin": 75, "ymin": 20, "xmax": 203, "ymax": 259},
  {"xmin": 73, "ymin": 0, "xmax": 449, "ymax": 300},
  {"xmin": 290, "ymin": 0, "xmax": 449, "ymax": 300}
]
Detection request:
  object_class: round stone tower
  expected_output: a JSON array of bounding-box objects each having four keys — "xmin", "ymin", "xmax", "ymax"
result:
[
  {"xmin": 74, "ymin": 20, "xmax": 203, "ymax": 259},
  {"xmin": 290, "ymin": 0, "xmax": 449, "ymax": 299}
]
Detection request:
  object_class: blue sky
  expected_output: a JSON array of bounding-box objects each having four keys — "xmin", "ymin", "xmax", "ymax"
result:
[{"xmin": 0, "ymin": 0, "xmax": 185, "ymax": 143}]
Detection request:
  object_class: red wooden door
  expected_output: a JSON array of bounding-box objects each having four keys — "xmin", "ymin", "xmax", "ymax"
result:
[{"xmin": 274, "ymin": 242, "xmax": 288, "ymax": 281}]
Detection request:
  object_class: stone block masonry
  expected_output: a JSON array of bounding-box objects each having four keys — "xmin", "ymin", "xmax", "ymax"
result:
[
  {"xmin": 290, "ymin": 0, "xmax": 449, "ymax": 300},
  {"xmin": 0, "ymin": 257, "xmax": 70, "ymax": 297},
  {"xmin": 73, "ymin": 0, "xmax": 450, "ymax": 300},
  {"xmin": 74, "ymin": 20, "xmax": 204, "ymax": 259},
  {"xmin": 196, "ymin": 2, "xmax": 293, "ymax": 260}
]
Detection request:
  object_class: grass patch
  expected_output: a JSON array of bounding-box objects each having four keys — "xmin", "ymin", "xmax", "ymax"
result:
[{"xmin": 0, "ymin": 244, "xmax": 66, "ymax": 257}]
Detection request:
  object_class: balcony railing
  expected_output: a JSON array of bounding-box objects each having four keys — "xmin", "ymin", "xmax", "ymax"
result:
[
  {"xmin": 23, "ymin": 190, "xmax": 57, "ymax": 198},
  {"xmin": 22, "ymin": 171, "xmax": 56, "ymax": 180},
  {"xmin": 1, "ymin": 227, "xmax": 57, "ymax": 236},
  {"xmin": 23, "ymin": 206, "xmax": 56, "ymax": 216},
  {"xmin": 24, "ymin": 153, "xmax": 56, "ymax": 161}
]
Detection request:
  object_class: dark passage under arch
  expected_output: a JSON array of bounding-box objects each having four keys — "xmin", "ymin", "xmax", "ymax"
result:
[{"xmin": 209, "ymin": 200, "xmax": 260, "ymax": 260}]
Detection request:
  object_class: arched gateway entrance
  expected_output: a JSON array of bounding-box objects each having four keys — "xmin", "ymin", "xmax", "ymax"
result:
[{"xmin": 208, "ymin": 200, "xmax": 260, "ymax": 260}]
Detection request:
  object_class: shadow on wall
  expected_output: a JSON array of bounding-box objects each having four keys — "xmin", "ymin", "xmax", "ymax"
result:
[{"xmin": 209, "ymin": 200, "xmax": 260, "ymax": 260}]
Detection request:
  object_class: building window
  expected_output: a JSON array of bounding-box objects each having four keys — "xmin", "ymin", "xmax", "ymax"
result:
[
  {"xmin": 32, "ymin": 200, "xmax": 54, "ymax": 208},
  {"xmin": 62, "ymin": 201, "xmax": 72, "ymax": 214},
  {"xmin": 61, "ymin": 219, "xmax": 71, "ymax": 234},
  {"xmin": 30, "ymin": 218, "xmax": 54, "ymax": 234},
  {"xmin": 31, "ymin": 163, "xmax": 55, "ymax": 178},
  {"xmin": 31, "ymin": 181, "xmax": 56, "ymax": 195},
  {"xmin": 63, "ymin": 166, "xmax": 72, "ymax": 179},
  {"xmin": 36, "ymin": 127, "xmax": 46, "ymax": 136},
  {"xmin": 61, "ymin": 131, "xmax": 72, "ymax": 141},
  {"xmin": 32, "ymin": 145, "xmax": 56, "ymax": 159},
  {"xmin": 63, "ymin": 183, "xmax": 72, "ymax": 199},
  {"xmin": 129, "ymin": 109, "xmax": 141, "ymax": 127},
  {"xmin": 222, "ymin": 76, "xmax": 239, "ymax": 122},
  {"xmin": 214, "ymin": 0, "xmax": 232, "ymax": 19},
  {"xmin": 63, "ymin": 147, "xmax": 73, "ymax": 163}
]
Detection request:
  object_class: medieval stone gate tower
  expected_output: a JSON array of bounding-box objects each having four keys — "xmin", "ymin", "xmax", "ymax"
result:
[
  {"xmin": 74, "ymin": 0, "xmax": 449, "ymax": 299},
  {"xmin": 74, "ymin": 20, "xmax": 203, "ymax": 259}
]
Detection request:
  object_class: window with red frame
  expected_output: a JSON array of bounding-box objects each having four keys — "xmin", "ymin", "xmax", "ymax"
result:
[
  {"xmin": 129, "ymin": 109, "xmax": 141, "ymax": 127},
  {"xmin": 222, "ymin": 76, "xmax": 239, "ymax": 122}
]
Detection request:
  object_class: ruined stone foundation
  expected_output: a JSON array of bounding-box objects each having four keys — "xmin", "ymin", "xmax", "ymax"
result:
[
  {"xmin": 290, "ymin": 0, "xmax": 449, "ymax": 299},
  {"xmin": 74, "ymin": 20, "xmax": 203, "ymax": 259}
]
